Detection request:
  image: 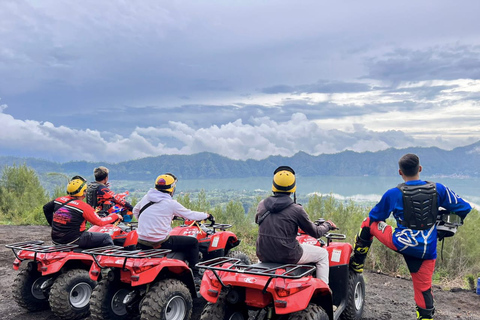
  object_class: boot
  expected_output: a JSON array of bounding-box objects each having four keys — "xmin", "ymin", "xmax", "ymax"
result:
[
  {"xmin": 350, "ymin": 230, "xmax": 372, "ymax": 273},
  {"xmin": 416, "ymin": 306, "xmax": 435, "ymax": 320}
]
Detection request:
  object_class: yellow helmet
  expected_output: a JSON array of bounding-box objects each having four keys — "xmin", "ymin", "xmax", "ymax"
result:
[
  {"xmin": 155, "ymin": 173, "xmax": 178, "ymax": 193},
  {"xmin": 272, "ymin": 166, "xmax": 296, "ymax": 193},
  {"xmin": 67, "ymin": 176, "xmax": 87, "ymax": 197}
]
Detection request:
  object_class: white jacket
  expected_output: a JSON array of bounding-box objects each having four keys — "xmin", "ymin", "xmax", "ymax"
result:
[{"xmin": 133, "ymin": 188, "xmax": 209, "ymax": 242}]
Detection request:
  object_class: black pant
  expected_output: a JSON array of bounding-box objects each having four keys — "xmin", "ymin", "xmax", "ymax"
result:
[
  {"xmin": 78, "ymin": 231, "xmax": 114, "ymax": 249},
  {"xmin": 138, "ymin": 235, "xmax": 200, "ymax": 275}
]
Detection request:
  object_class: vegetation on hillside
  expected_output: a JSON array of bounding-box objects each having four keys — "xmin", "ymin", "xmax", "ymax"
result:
[
  {"xmin": 2, "ymin": 140, "xmax": 480, "ymax": 180},
  {"xmin": 0, "ymin": 164, "xmax": 478, "ymax": 289}
]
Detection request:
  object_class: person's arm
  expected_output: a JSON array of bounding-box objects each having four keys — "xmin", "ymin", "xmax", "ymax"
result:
[
  {"xmin": 436, "ymin": 183, "xmax": 472, "ymax": 219},
  {"xmin": 82, "ymin": 204, "xmax": 120, "ymax": 226},
  {"xmin": 255, "ymin": 200, "xmax": 266, "ymax": 224},
  {"xmin": 296, "ymin": 207, "xmax": 332, "ymax": 238},
  {"xmin": 43, "ymin": 200, "xmax": 55, "ymax": 226},
  {"xmin": 98, "ymin": 185, "xmax": 133, "ymax": 210},
  {"xmin": 368, "ymin": 188, "xmax": 398, "ymax": 222},
  {"xmin": 172, "ymin": 201, "xmax": 209, "ymax": 221},
  {"xmin": 133, "ymin": 201, "xmax": 142, "ymax": 219}
]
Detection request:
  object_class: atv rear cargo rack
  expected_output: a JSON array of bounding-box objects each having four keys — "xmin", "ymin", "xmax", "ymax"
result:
[
  {"xmin": 5, "ymin": 240, "xmax": 79, "ymax": 262},
  {"xmin": 82, "ymin": 246, "xmax": 172, "ymax": 269},
  {"xmin": 197, "ymin": 257, "xmax": 316, "ymax": 292}
]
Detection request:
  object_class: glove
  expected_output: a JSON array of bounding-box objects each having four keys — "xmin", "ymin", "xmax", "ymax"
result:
[
  {"xmin": 326, "ymin": 220, "xmax": 338, "ymax": 230},
  {"xmin": 116, "ymin": 214, "xmax": 124, "ymax": 222},
  {"xmin": 207, "ymin": 214, "xmax": 215, "ymax": 224}
]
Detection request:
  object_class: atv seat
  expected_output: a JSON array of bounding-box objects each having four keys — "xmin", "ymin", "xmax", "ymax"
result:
[{"xmin": 166, "ymin": 251, "xmax": 187, "ymax": 261}]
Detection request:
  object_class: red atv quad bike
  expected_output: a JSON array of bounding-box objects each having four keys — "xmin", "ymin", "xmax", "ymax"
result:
[
  {"xmin": 197, "ymin": 231, "xmax": 365, "ymax": 320},
  {"xmin": 5, "ymin": 221, "xmax": 138, "ymax": 320},
  {"xmin": 83, "ymin": 219, "xmax": 251, "ymax": 320}
]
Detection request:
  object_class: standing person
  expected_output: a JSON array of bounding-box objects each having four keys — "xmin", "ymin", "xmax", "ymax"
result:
[
  {"xmin": 255, "ymin": 166, "xmax": 337, "ymax": 284},
  {"xmin": 133, "ymin": 173, "xmax": 214, "ymax": 283},
  {"xmin": 350, "ymin": 153, "xmax": 472, "ymax": 320},
  {"xmin": 43, "ymin": 176, "xmax": 123, "ymax": 248},
  {"xmin": 86, "ymin": 166, "xmax": 134, "ymax": 221}
]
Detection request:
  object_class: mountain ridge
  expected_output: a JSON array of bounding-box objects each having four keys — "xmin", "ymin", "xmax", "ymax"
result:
[{"xmin": 1, "ymin": 141, "xmax": 479, "ymax": 180}]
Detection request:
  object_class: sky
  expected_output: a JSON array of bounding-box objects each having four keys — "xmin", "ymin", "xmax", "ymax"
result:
[{"xmin": 1, "ymin": 0, "xmax": 480, "ymax": 163}]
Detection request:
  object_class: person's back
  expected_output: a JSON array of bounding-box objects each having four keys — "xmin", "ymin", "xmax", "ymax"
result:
[
  {"xmin": 86, "ymin": 166, "xmax": 133, "ymax": 219},
  {"xmin": 255, "ymin": 166, "xmax": 336, "ymax": 284},
  {"xmin": 257, "ymin": 193, "xmax": 316, "ymax": 264},
  {"xmin": 349, "ymin": 153, "xmax": 472, "ymax": 320},
  {"xmin": 133, "ymin": 173, "xmax": 213, "ymax": 284},
  {"xmin": 43, "ymin": 176, "xmax": 122, "ymax": 248}
]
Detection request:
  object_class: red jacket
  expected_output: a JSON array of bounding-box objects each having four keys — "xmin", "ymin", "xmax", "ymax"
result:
[{"xmin": 43, "ymin": 196, "xmax": 118, "ymax": 244}]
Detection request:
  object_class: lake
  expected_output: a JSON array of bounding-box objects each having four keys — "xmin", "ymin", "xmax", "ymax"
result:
[{"xmin": 120, "ymin": 175, "xmax": 479, "ymax": 208}]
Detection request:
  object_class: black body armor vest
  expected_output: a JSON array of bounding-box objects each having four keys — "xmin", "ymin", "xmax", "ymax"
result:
[
  {"xmin": 397, "ymin": 182, "xmax": 437, "ymax": 230},
  {"xmin": 86, "ymin": 182, "xmax": 100, "ymax": 208}
]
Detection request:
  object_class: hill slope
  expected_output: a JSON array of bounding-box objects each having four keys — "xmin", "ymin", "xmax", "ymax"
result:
[{"xmin": 1, "ymin": 142, "xmax": 479, "ymax": 180}]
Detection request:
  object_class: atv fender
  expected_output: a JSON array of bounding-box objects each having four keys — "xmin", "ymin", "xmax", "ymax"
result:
[
  {"xmin": 122, "ymin": 258, "xmax": 191, "ymax": 287},
  {"xmin": 208, "ymin": 232, "xmax": 239, "ymax": 252},
  {"xmin": 38, "ymin": 253, "xmax": 94, "ymax": 275},
  {"xmin": 273, "ymin": 277, "xmax": 330, "ymax": 315}
]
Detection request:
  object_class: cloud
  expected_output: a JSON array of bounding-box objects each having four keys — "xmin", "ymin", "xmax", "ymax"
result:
[
  {"xmin": 2, "ymin": 76, "xmax": 480, "ymax": 163},
  {"xmin": 261, "ymin": 80, "xmax": 373, "ymax": 94},
  {"xmin": 0, "ymin": 105, "xmax": 425, "ymax": 163},
  {"xmin": 365, "ymin": 45, "xmax": 480, "ymax": 83}
]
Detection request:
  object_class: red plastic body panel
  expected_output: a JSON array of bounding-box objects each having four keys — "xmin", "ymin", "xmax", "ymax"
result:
[
  {"xmin": 169, "ymin": 226, "xmax": 239, "ymax": 252},
  {"xmin": 89, "ymin": 255, "xmax": 191, "ymax": 286},
  {"xmin": 15, "ymin": 250, "xmax": 93, "ymax": 275},
  {"xmin": 200, "ymin": 269, "xmax": 329, "ymax": 314},
  {"xmin": 325, "ymin": 242, "xmax": 352, "ymax": 267}
]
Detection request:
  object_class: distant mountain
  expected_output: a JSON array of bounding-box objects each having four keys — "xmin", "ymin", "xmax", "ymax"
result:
[{"xmin": 1, "ymin": 141, "xmax": 480, "ymax": 180}]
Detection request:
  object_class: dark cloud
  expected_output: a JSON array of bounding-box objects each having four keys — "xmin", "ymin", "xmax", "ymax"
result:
[
  {"xmin": 365, "ymin": 45, "xmax": 480, "ymax": 83},
  {"xmin": 261, "ymin": 80, "xmax": 372, "ymax": 94}
]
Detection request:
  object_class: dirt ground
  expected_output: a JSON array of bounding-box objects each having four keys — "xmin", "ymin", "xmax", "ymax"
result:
[{"xmin": 0, "ymin": 225, "xmax": 478, "ymax": 320}]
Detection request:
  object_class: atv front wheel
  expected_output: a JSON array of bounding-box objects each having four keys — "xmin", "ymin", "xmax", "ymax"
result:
[
  {"xmin": 288, "ymin": 304, "xmax": 328, "ymax": 320},
  {"xmin": 227, "ymin": 250, "xmax": 252, "ymax": 265},
  {"xmin": 90, "ymin": 278, "xmax": 136, "ymax": 320},
  {"xmin": 340, "ymin": 270, "xmax": 365, "ymax": 320},
  {"xmin": 49, "ymin": 269, "xmax": 96, "ymax": 320},
  {"xmin": 140, "ymin": 278, "xmax": 193, "ymax": 320},
  {"xmin": 12, "ymin": 267, "xmax": 51, "ymax": 311}
]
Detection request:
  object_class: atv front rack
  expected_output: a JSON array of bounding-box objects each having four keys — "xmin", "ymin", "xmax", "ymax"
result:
[
  {"xmin": 197, "ymin": 257, "xmax": 316, "ymax": 293},
  {"xmin": 5, "ymin": 240, "xmax": 79, "ymax": 262},
  {"xmin": 82, "ymin": 246, "xmax": 172, "ymax": 269}
]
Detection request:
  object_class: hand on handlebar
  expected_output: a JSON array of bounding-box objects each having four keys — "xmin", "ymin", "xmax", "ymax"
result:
[
  {"xmin": 207, "ymin": 214, "xmax": 215, "ymax": 225},
  {"xmin": 326, "ymin": 220, "xmax": 338, "ymax": 230},
  {"xmin": 116, "ymin": 214, "xmax": 124, "ymax": 221}
]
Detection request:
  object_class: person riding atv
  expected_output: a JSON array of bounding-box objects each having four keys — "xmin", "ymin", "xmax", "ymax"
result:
[
  {"xmin": 86, "ymin": 166, "xmax": 134, "ymax": 222},
  {"xmin": 43, "ymin": 175, "xmax": 123, "ymax": 248},
  {"xmin": 256, "ymin": 166, "xmax": 337, "ymax": 283},
  {"xmin": 133, "ymin": 172, "xmax": 215, "ymax": 284}
]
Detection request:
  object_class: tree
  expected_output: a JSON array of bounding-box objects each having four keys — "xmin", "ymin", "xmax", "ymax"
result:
[{"xmin": 0, "ymin": 164, "xmax": 50, "ymax": 224}]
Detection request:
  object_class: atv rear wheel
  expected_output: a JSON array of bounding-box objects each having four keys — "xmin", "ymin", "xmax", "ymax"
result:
[
  {"xmin": 200, "ymin": 293, "xmax": 248, "ymax": 320},
  {"xmin": 49, "ymin": 268, "xmax": 96, "ymax": 320},
  {"xmin": 227, "ymin": 250, "xmax": 252, "ymax": 265},
  {"xmin": 90, "ymin": 278, "xmax": 137, "ymax": 320},
  {"xmin": 288, "ymin": 304, "xmax": 328, "ymax": 320},
  {"xmin": 140, "ymin": 278, "xmax": 192, "ymax": 320},
  {"xmin": 340, "ymin": 270, "xmax": 365, "ymax": 320},
  {"xmin": 12, "ymin": 267, "xmax": 51, "ymax": 311}
]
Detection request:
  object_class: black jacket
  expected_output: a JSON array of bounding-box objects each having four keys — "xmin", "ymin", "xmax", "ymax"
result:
[{"xmin": 255, "ymin": 193, "xmax": 331, "ymax": 264}]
